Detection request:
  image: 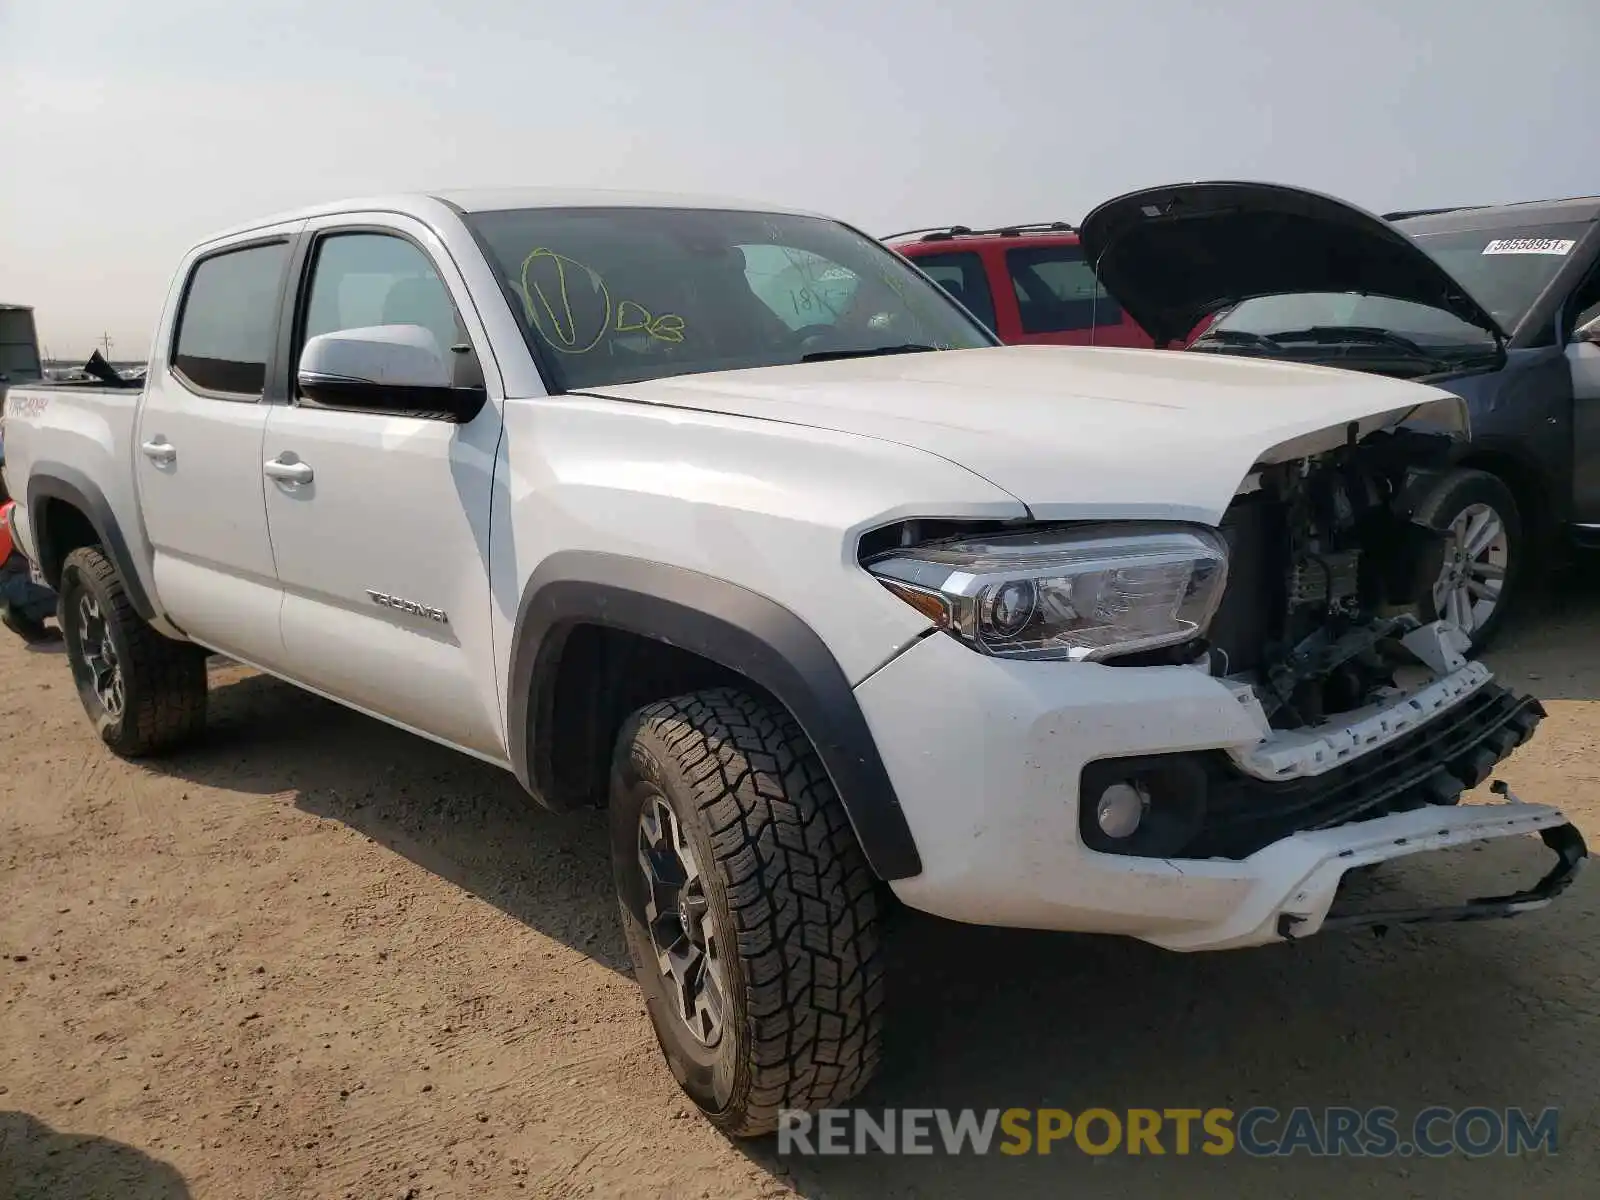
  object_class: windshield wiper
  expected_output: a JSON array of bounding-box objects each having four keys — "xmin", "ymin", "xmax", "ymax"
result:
[
  {"xmin": 1189, "ymin": 329, "xmax": 1287, "ymax": 354},
  {"xmin": 801, "ymin": 343, "xmax": 941, "ymax": 363},
  {"xmin": 1265, "ymin": 326, "xmax": 1451, "ymax": 361}
]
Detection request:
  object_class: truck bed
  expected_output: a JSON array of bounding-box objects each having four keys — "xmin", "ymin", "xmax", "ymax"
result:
[{"xmin": 1, "ymin": 381, "xmax": 147, "ymax": 580}]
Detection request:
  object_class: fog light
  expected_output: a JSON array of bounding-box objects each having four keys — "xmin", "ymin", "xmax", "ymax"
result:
[{"xmin": 1095, "ymin": 780, "xmax": 1150, "ymax": 839}]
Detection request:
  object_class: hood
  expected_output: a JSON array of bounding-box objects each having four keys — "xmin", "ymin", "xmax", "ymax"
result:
[
  {"xmin": 580, "ymin": 345, "xmax": 1467, "ymax": 526},
  {"xmin": 1077, "ymin": 181, "xmax": 1506, "ymax": 347}
]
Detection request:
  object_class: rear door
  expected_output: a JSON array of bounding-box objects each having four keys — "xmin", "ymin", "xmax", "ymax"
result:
[
  {"xmin": 260, "ymin": 214, "xmax": 507, "ymax": 758},
  {"xmin": 134, "ymin": 227, "xmax": 301, "ymax": 663}
]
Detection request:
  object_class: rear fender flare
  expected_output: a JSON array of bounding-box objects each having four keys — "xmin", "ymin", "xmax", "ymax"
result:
[{"xmin": 25, "ymin": 463, "xmax": 157, "ymax": 621}]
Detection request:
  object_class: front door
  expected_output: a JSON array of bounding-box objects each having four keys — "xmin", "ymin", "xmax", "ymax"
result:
[
  {"xmin": 260, "ymin": 216, "xmax": 507, "ymax": 758},
  {"xmin": 134, "ymin": 230, "xmax": 299, "ymax": 664}
]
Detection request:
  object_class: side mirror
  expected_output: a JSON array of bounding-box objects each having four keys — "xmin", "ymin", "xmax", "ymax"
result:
[
  {"xmin": 1575, "ymin": 318, "xmax": 1600, "ymax": 346},
  {"xmin": 296, "ymin": 325, "xmax": 486, "ymax": 423}
]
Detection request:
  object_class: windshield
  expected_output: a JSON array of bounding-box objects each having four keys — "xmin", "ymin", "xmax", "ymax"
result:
[
  {"xmin": 463, "ymin": 206, "xmax": 995, "ymax": 391},
  {"xmin": 1210, "ymin": 292, "xmax": 1496, "ymax": 350},
  {"xmin": 1404, "ymin": 221, "xmax": 1590, "ymax": 330},
  {"xmin": 1209, "ymin": 220, "xmax": 1589, "ymax": 353}
]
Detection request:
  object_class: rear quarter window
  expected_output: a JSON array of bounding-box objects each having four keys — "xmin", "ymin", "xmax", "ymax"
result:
[
  {"xmin": 171, "ymin": 241, "xmax": 289, "ymax": 398},
  {"xmin": 1005, "ymin": 244, "xmax": 1123, "ymax": 334}
]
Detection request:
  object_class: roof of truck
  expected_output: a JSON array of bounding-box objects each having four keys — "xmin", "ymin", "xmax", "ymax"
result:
[{"xmin": 198, "ymin": 188, "xmax": 828, "ymax": 245}]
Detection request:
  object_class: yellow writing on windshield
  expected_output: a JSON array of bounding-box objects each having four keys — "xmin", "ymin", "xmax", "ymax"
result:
[
  {"xmin": 616, "ymin": 300, "xmax": 685, "ymax": 343},
  {"xmin": 518, "ymin": 248, "xmax": 686, "ymax": 353}
]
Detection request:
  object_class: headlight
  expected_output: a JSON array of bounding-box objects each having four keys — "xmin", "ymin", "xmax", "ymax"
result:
[{"xmin": 866, "ymin": 523, "xmax": 1228, "ymax": 661}]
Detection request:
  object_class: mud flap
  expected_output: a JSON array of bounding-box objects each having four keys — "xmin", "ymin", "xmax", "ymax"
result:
[{"xmin": 1277, "ymin": 809, "xmax": 1588, "ymax": 941}]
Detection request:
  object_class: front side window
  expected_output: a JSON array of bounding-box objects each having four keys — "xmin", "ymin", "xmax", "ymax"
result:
[
  {"xmin": 301, "ymin": 233, "xmax": 463, "ymax": 360},
  {"xmin": 906, "ymin": 250, "xmax": 998, "ymax": 332},
  {"xmin": 1005, "ymin": 244, "xmax": 1122, "ymax": 334},
  {"xmin": 464, "ymin": 206, "xmax": 994, "ymax": 391},
  {"xmin": 171, "ymin": 241, "xmax": 289, "ymax": 396}
]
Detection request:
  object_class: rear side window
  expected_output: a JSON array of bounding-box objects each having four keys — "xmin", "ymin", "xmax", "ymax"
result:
[
  {"xmin": 1005, "ymin": 245, "xmax": 1122, "ymax": 334},
  {"xmin": 171, "ymin": 242, "xmax": 289, "ymax": 397},
  {"xmin": 908, "ymin": 251, "xmax": 997, "ymax": 332}
]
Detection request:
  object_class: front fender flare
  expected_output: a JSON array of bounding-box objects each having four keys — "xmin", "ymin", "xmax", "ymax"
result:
[{"xmin": 507, "ymin": 550, "xmax": 923, "ymax": 881}]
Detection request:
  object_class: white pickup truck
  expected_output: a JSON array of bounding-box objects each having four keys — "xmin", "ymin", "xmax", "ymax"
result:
[{"xmin": 0, "ymin": 187, "xmax": 1585, "ymax": 1135}]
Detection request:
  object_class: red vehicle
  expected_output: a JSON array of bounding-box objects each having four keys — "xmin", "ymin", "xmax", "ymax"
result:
[{"xmin": 885, "ymin": 221, "xmax": 1157, "ymax": 347}]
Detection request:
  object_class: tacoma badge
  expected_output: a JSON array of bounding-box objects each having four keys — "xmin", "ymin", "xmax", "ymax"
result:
[{"xmin": 366, "ymin": 590, "xmax": 449, "ymax": 624}]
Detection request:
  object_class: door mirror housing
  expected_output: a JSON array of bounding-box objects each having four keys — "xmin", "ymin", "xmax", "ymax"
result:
[{"xmin": 296, "ymin": 325, "xmax": 486, "ymax": 422}]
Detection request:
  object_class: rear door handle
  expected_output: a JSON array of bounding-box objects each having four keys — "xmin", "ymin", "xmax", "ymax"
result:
[
  {"xmin": 141, "ymin": 439, "xmax": 176, "ymax": 465},
  {"xmin": 264, "ymin": 456, "xmax": 314, "ymax": 486}
]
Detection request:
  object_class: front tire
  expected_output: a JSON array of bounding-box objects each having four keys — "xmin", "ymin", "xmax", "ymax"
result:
[
  {"xmin": 609, "ymin": 688, "xmax": 885, "ymax": 1137},
  {"xmin": 58, "ymin": 546, "xmax": 208, "ymax": 756},
  {"xmin": 1414, "ymin": 469, "xmax": 1521, "ymax": 653}
]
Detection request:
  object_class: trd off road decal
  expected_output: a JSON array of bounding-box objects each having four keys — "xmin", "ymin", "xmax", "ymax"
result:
[{"xmin": 5, "ymin": 393, "xmax": 51, "ymax": 418}]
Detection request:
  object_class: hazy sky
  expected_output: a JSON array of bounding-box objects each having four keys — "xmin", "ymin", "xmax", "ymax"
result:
[{"xmin": 4, "ymin": 0, "xmax": 1596, "ymax": 359}]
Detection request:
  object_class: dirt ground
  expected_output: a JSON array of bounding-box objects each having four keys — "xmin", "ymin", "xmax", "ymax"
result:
[{"xmin": 3, "ymin": 574, "xmax": 1600, "ymax": 1200}]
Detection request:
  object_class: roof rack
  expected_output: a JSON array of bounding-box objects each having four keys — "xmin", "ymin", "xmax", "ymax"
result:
[{"xmin": 882, "ymin": 221, "xmax": 1077, "ymax": 242}]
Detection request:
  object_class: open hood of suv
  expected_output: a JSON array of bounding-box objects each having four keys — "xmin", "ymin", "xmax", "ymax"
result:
[{"xmin": 1078, "ymin": 181, "xmax": 1506, "ymax": 347}]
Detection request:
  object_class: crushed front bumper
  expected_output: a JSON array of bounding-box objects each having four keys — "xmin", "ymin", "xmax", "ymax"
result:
[
  {"xmin": 1285, "ymin": 787, "xmax": 1587, "ymax": 939},
  {"xmin": 855, "ymin": 630, "xmax": 1586, "ymax": 950},
  {"xmin": 1169, "ymin": 680, "xmax": 1547, "ymax": 861}
]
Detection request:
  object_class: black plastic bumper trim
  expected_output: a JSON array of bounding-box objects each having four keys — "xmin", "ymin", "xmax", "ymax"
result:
[{"xmin": 1192, "ymin": 681, "xmax": 1545, "ymax": 860}]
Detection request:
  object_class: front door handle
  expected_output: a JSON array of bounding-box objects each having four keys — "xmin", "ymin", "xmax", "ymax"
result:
[
  {"xmin": 264, "ymin": 456, "xmax": 314, "ymax": 486},
  {"xmin": 141, "ymin": 439, "xmax": 176, "ymax": 465}
]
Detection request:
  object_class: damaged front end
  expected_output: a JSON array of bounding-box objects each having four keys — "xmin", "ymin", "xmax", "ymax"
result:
[
  {"xmin": 1225, "ymin": 430, "xmax": 1545, "ymax": 772},
  {"xmin": 1084, "ymin": 417, "xmax": 1588, "ymax": 934},
  {"xmin": 853, "ymin": 382, "xmax": 1585, "ymax": 942},
  {"xmin": 1207, "ymin": 422, "xmax": 1472, "ymax": 733}
]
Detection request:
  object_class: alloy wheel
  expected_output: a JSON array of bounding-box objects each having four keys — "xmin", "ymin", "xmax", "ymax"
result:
[
  {"xmin": 77, "ymin": 593, "xmax": 126, "ymax": 718},
  {"xmin": 1432, "ymin": 501, "xmax": 1509, "ymax": 636},
  {"xmin": 637, "ymin": 792, "xmax": 727, "ymax": 1046}
]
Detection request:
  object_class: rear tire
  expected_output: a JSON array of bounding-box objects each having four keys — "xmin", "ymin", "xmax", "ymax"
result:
[
  {"xmin": 58, "ymin": 546, "xmax": 207, "ymax": 756},
  {"xmin": 1414, "ymin": 468, "xmax": 1521, "ymax": 653},
  {"xmin": 609, "ymin": 687, "xmax": 885, "ymax": 1137}
]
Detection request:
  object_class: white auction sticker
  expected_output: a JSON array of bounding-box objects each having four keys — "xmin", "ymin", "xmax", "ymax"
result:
[{"xmin": 1482, "ymin": 238, "xmax": 1575, "ymax": 255}]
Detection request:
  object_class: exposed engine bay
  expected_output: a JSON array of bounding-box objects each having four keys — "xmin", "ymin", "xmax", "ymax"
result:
[{"xmin": 1207, "ymin": 425, "xmax": 1461, "ymax": 729}]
